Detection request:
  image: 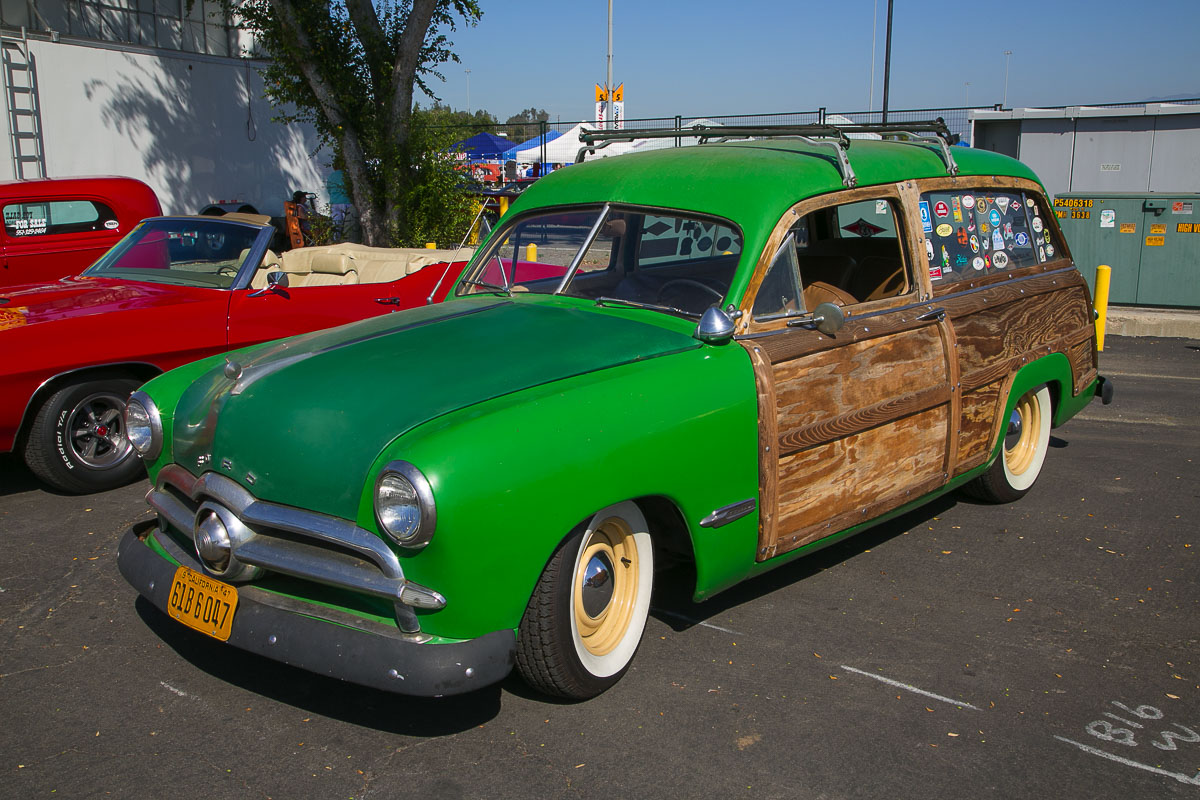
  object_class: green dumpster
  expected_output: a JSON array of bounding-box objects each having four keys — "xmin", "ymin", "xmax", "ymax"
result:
[{"xmin": 1054, "ymin": 193, "xmax": 1200, "ymax": 308}]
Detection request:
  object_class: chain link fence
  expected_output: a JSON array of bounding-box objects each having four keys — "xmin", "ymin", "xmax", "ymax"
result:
[{"xmin": 451, "ymin": 98, "xmax": 1200, "ymax": 177}]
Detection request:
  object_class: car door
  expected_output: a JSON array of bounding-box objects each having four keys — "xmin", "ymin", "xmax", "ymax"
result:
[
  {"xmin": 738, "ymin": 186, "xmax": 958, "ymax": 561},
  {"xmin": 224, "ymin": 259, "xmax": 463, "ymax": 349}
]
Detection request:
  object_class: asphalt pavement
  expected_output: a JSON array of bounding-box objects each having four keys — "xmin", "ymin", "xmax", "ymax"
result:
[{"xmin": 1, "ymin": 335, "xmax": 1197, "ymax": 799}]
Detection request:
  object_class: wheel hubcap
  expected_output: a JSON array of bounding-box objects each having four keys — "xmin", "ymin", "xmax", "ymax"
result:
[
  {"xmin": 1004, "ymin": 392, "xmax": 1041, "ymax": 476},
  {"xmin": 580, "ymin": 552, "xmax": 614, "ymax": 618},
  {"xmin": 573, "ymin": 517, "xmax": 640, "ymax": 657},
  {"xmin": 66, "ymin": 393, "xmax": 133, "ymax": 469}
]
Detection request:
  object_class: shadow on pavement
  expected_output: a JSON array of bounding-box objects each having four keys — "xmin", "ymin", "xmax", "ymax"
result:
[
  {"xmin": 134, "ymin": 596, "xmax": 503, "ymax": 735},
  {"xmin": 648, "ymin": 492, "xmax": 962, "ymax": 632},
  {"xmin": 0, "ymin": 453, "xmax": 42, "ymax": 497}
]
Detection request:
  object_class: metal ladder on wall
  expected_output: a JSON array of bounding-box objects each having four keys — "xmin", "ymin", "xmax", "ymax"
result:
[{"xmin": 2, "ymin": 33, "xmax": 47, "ymax": 179}]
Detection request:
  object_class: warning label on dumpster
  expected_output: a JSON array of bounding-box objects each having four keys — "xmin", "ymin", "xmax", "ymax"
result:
[
  {"xmin": 1178, "ymin": 223, "xmax": 1195, "ymax": 233},
  {"xmin": 1145, "ymin": 236, "xmax": 1165, "ymax": 246},
  {"xmin": 1100, "ymin": 209, "xmax": 1115, "ymax": 228},
  {"xmin": 1120, "ymin": 223, "xmax": 1137, "ymax": 233},
  {"xmin": 1171, "ymin": 201, "xmax": 1192, "ymax": 215}
]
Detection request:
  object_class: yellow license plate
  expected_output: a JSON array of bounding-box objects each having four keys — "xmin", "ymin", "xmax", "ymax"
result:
[{"xmin": 167, "ymin": 566, "xmax": 238, "ymax": 641}]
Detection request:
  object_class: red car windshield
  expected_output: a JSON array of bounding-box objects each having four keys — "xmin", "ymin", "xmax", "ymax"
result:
[{"xmin": 82, "ymin": 218, "xmax": 265, "ymax": 288}]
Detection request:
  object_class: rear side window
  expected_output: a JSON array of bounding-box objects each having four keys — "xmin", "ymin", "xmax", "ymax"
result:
[
  {"xmin": 2, "ymin": 199, "xmax": 119, "ymax": 238},
  {"xmin": 919, "ymin": 189, "xmax": 1061, "ymax": 283}
]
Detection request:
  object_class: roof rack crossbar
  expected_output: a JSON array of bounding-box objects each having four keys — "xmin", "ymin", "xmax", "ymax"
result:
[{"xmin": 574, "ymin": 120, "xmax": 960, "ymax": 182}]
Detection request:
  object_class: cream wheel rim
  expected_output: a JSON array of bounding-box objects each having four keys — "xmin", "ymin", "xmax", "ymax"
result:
[
  {"xmin": 1005, "ymin": 391, "xmax": 1043, "ymax": 477},
  {"xmin": 572, "ymin": 516, "xmax": 640, "ymax": 657}
]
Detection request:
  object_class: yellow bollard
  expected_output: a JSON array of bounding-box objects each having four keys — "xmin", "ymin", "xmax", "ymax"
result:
[
  {"xmin": 525, "ymin": 243, "xmax": 537, "ymax": 262},
  {"xmin": 425, "ymin": 242, "xmax": 436, "ymax": 249},
  {"xmin": 469, "ymin": 199, "xmax": 482, "ymax": 245},
  {"xmin": 1094, "ymin": 264, "xmax": 1111, "ymax": 352}
]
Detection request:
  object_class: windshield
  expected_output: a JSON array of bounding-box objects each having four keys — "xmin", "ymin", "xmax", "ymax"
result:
[
  {"xmin": 82, "ymin": 218, "xmax": 265, "ymax": 288},
  {"xmin": 457, "ymin": 205, "xmax": 743, "ymax": 318}
]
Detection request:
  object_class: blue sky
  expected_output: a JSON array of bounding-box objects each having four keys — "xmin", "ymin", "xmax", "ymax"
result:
[{"xmin": 422, "ymin": 0, "xmax": 1200, "ymax": 123}]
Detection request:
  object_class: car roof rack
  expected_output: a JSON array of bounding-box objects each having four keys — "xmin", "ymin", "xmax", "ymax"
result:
[{"xmin": 576, "ymin": 120, "xmax": 960, "ymax": 188}]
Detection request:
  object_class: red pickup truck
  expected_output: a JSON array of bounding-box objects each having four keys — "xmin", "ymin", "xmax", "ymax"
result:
[{"xmin": 0, "ymin": 176, "xmax": 161, "ymax": 288}]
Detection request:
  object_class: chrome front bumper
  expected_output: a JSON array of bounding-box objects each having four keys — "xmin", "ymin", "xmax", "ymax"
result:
[
  {"xmin": 117, "ymin": 527, "xmax": 515, "ymax": 696},
  {"xmin": 147, "ymin": 464, "xmax": 442, "ymax": 634}
]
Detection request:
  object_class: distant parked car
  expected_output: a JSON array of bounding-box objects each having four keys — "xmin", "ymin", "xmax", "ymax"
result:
[
  {"xmin": 0, "ymin": 175, "xmax": 161, "ymax": 287},
  {"xmin": 0, "ymin": 214, "xmax": 470, "ymax": 493}
]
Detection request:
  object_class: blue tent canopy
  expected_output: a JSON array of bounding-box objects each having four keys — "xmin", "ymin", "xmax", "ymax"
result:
[
  {"xmin": 450, "ymin": 132, "xmax": 513, "ymax": 159},
  {"xmin": 500, "ymin": 129, "xmax": 563, "ymax": 161}
]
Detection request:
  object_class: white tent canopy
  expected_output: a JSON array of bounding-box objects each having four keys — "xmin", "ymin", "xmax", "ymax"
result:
[
  {"xmin": 509, "ymin": 122, "xmax": 642, "ymax": 164},
  {"xmin": 510, "ymin": 119, "xmax": 737, "ymax": 165}
]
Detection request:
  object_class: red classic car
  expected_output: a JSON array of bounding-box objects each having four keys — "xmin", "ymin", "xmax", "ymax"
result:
[
  {"xmin": 0, "ymin": 214, "xmax": 470, "ymax": 493},
  {"xmin": 0, "ymin": 175, "xmax": 162, "ymax": 287}
]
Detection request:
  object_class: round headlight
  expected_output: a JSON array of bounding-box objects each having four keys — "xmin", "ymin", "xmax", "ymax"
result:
[
  {"xmin": 124, "ymin": 391, "xmax": 162, "ymax": 460},
  {"xmin": 374, "ymin": 462, "xmax": 436, "ymax": 549}
]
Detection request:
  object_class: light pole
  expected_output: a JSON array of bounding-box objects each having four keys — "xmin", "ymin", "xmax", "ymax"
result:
[
  {"xmin": 881, "ymin": 0, "xmax": 893, "ymax": 124},
  {"xmin": 464, "ymin": 69, "xmax": 472, "ymax": 116},
  {"xmin": 606, "ymin": 0, "xmax": 613, "ymax": 128},
  {"xmin": 964, "ymin": 81, "xmax": 971, "ymax": 106},
  {"xmin": 1002, "ymin": 50, "xmax": 1013, "ymax": 108}
]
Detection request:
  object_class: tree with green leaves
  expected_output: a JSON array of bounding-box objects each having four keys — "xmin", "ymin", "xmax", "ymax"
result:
[
  {"xmin": 505, "ymin": 107, "xmax": 550, "ymax": 141},
  {"xmin": 235, "ymin": 0, "xmax": 483, "ymax": 246}
]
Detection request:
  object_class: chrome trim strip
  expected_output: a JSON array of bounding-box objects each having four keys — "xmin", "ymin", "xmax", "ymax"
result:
[
  {"xmin": 241, "ymin": 501, "xmax": 403, "ymax": 576},
  {"xmin": 553, "ymin": 203, "xmax": 611, "ymax": 294},
  {"xmin": 700, "ymin": 498, "xmax": 757, "ymax": 529}
]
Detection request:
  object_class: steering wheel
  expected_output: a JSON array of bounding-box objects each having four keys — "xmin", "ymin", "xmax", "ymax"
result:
[
  {"xmin": 655, "ymin": 278, "xmax": 724, "ymax": 306},
  {"xmin": 217, "ymin": 265, "xmax": 239, "ymax": 277}
]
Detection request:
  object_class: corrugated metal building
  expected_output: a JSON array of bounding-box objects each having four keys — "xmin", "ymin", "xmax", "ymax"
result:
[{"xmin": 0, "ymin": 0, "xmax": 327, "ymax": 215}]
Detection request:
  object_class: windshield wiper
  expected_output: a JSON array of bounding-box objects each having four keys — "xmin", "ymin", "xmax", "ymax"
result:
[
  {"xmin": 461, "ymin": 277, "xmax": 512, "ymax": 296},
  {"xmin": 594, "ymin": 296, "xmax": 701, "ymax": 319}
]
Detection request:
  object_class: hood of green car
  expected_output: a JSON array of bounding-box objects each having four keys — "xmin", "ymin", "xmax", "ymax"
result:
[{"xmin": 168, "ymin": 294, "xmax": 700, "ymax": 518}]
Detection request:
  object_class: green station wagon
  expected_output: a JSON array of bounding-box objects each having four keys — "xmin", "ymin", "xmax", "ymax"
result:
[{"xmin": 118, "ymin": 123, "xmax": 1112, "ymax": 699}]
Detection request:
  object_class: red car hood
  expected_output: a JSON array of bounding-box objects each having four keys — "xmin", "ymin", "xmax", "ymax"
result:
[{"xmin": 0, "ymin": 276, "xmax": 217, "ymax": 327}]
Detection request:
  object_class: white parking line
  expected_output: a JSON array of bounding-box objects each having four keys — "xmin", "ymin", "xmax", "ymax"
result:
[
  {"xmin": 653, "ymin": 608, "xmax": 743, "ymax": 636},
  {"xmin": 839, "ymin": 665, "xmax": 980, "ymax": 710},
  {"xmin": 1054, "ymin": 736, "xmax": 1200, "ymax": 786}
]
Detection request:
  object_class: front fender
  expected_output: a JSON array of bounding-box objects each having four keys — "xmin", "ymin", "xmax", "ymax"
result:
[{"xmin": 357, "ymin": 343, "xmax": 761, "ymax": 640}]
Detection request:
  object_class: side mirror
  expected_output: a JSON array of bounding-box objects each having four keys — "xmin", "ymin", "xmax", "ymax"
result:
[
  {"xmin": 812, "ymin": 302, "xmax": 845, "ymax": 335},
  {"xmin": 248, "ymin": 270, "xmax": 288, "ymax": 297},
  {"xmin": 694, "ymin": 304, "xmax": 736, "ymax": 343}
]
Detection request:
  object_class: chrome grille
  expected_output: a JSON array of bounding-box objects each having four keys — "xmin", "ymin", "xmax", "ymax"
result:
[{"xmin": 147, "ymin": 464, "xmax": 444, "ymax": 633}]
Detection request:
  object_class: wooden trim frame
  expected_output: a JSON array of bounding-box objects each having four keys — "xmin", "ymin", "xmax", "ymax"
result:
[
  {"xmin": 736, "ymin": 182, "xmax": 922, "ymax": 336},
  {"xmin": 735, "ymin": 173, "xmax": 1098, "ymax": 563}
]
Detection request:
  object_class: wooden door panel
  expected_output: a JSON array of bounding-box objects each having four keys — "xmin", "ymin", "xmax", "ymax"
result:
[
  {"xmin": 775, "ymin": 404, "xmax": 949, "ymax": 553},
  {"xmin": 757, "ymin": 321, "xmax": 952, "ymax": 560}
]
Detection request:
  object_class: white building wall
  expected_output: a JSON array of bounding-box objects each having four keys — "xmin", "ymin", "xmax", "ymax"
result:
[{"xmin": 4, "ymin": 35, "xmax": 328, "ymax": 216}]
